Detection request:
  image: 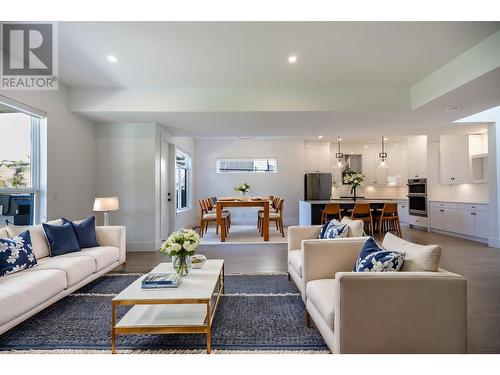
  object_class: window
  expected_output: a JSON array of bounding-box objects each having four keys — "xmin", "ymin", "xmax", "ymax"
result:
[
  {"xmin": 216, "ymin": 158, "xmax": 277, "ymax": 173},
  {"xmin": 175, "ymin": 151, "xmax": 191, "ymax": 211},
  {"xmin": 0, "ymin": 101, "xmax": 41, "ymax": 226}
]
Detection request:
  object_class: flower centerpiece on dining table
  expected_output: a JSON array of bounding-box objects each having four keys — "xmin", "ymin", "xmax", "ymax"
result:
[
  {"xmin": 160, "ymin": 229, "xmax": 200, "ymax": 277},
  {"xmin": 343, "ymin": 172, "xmax": 364, "ymax": 201},
  {"xmin": 234, "ymin": 182, "xmax": 250, "ymax": 197}
]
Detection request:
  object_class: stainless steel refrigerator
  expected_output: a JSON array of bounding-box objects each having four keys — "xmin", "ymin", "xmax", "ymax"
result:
[{"xmin": 304, "ymin": 173, "xmax": 332, "ymax": 200}]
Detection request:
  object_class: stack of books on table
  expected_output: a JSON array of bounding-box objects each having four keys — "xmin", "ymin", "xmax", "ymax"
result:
[{"xmin": 141, "ymin": 272, "xmax": 181, "ymax": 289}]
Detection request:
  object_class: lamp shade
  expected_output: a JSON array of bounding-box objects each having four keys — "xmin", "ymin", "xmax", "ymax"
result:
[{"xmin": 93, "ymin": 197, "xmax": 119, "ymax": 212}]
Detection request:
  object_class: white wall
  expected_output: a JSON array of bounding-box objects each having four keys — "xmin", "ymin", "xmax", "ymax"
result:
[
  {"xmin": 0, "ymin": 86, "xmax": 96, "ymax": 221},
  {"xmin": 195, "ymin": 139, "xmax": 304, "ymax": 225},
  {"xmin": 95, "ymin": 123, "xmax": 197, "ymax": 251},
  {"xmin": 95, "ymin": 123, "xmax": 157, "ymax": 250}
]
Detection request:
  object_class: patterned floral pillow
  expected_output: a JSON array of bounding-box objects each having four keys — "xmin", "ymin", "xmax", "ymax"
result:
[
  {"xmin": 0, "ymin": 230, "xmax": 37, "ymax": 277},
  {"xmin": 319, "ymin": 219, "xmax": 348, "ymax": 239},
  {"xmin": 354, "ymin": 237, "xmax": 405, "ymax": 272}
]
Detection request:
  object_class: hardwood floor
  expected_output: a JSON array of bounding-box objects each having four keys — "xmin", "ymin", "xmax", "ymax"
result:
[{"xmin": 115, "ymin": 227, "xmax": 500, "ymax": 353}]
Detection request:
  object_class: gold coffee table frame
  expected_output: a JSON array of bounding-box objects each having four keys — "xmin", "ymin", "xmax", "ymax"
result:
[{"xmin": 111, "ymin": 262, "xmax": 224, "ymax": 354}]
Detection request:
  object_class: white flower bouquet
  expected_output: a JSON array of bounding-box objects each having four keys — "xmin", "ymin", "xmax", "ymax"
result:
[
  {"xmin": 160, "ymin": 229, "xmax": 200, "ymax": 257},
  {"xmin": 234, "ymin": 182, "xmax": 250, "ymax": 194},
  {"xmin": 343, "ymin": 172, "xmax": 364, "ymax": 187}
]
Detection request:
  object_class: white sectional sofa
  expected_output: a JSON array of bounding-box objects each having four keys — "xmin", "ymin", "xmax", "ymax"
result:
[
  {"xmin": 288, "ymin": 226, "xmax": 467, "ymax": 354},
  {"xmin": 0, "ymin": 223, "xmax": 126, "ymax": 335}
]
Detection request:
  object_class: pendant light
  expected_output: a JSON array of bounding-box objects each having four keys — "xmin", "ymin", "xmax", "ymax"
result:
[
  {"xmin": 334, "ymin": 136, "xmax": 345, "ymax": 168},
  {"xmin": 378, "ymin": 136, "xmax": 388, "ymax": 168}
]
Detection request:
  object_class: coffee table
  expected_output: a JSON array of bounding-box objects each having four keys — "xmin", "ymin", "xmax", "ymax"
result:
[{"xmin": 111, "ymin": 259, "xmax": 224, "ymax": 353}]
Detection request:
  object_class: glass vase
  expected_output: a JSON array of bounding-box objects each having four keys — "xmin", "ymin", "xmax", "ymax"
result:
[{"xmin": 172, "ymin": 255, "xmax": 192, "ymax": 277}]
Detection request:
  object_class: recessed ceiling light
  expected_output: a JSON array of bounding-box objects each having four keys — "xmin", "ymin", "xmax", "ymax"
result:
[
  {"xmin": 383, "ymin": 137, "xmax": 388, "ymax": 141},
  {"xmin": 317, "ymin": 135, "xmax": 323, "ymax": 139},
  {"xmin": 306, "ymin": 144, "xmax": 310, "ymax": 147},
  {"xmin": 445, "ymin": 105, "xmax": 462, "ymax": 112},
  {"xmin": 288, "ymin": 55, "xmax": 297, "ymax": 64},
  {"xmin": 364, "ymin": 145, "xmax": 368, "ymax": 148},
  {"xmin": 107, "ymin": 55, "xmax": 118, "ymax": 63}
]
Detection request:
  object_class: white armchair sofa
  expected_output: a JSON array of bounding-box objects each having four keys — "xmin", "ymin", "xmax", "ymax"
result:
[
  {"xmin": 0, "ymin": 223, "xmax": 126, "ymax": 335},
  {"xmin": 299, "ymin": 231, "xmax": 467, "ymax": 354},
  {"xmin": 288, "ymin": 218, "xmax": 366, "ymax": 301}
]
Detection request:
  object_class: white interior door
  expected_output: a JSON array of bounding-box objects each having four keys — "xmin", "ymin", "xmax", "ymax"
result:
[{"xmin": 160, "ymin": 138, "xmax": 171, "ymax": 241}]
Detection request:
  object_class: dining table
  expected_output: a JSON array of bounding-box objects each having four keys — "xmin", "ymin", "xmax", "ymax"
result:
[{"xmin": 215, "ymin": 197, "xmax": 270, "ymax": 242}]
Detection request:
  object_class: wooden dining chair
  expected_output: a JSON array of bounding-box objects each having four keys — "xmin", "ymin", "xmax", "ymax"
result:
[
  {"xmin": 198, "ymin": 199, "xmax": 229, "ymax": 237},
  {"xmin": 320, "ymin": 203, "xmax": 343, "ymax": 224},
  {"xmin": 259, "ymin": 198, "xmax": 285, "ymax": 237},
  {"xmin": 257, "ymin": 196, "xmax": 279, "ymax": 229},
  {"xmin": 350, "ymin": 203, "xmax": 374, "ymax": 236},
  {"xmin": 206, "ymin": 198, "xmax": 231, "ymax": 226},
  {"xmin": 377, "ymin": 203, "xmax": 402, "ymax": 240}
]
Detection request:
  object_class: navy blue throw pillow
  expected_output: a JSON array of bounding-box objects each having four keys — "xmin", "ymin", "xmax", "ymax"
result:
[
  {"xmin": 319, "ymin": 220, "xmax": 348, "ymax": 239},
  {"xmin": 62, "ymin": 216, "xmax": 99, "ymax": 249},
  {"xmin": 42, "ymin": 221, "xmax": 81, "ymax": 257},
  {"xmin": 353, "ymin": 237, "xmax": 405, "ymax": 272},
  {"xmin": 0, "ymin": 230, "xmax": 37, "ymax": 276}
]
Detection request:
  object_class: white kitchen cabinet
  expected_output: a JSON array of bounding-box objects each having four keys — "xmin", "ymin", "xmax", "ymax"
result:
[
  {"xmin": 387, "ymin": 143, "xmax": 407, "ymax": 186},
  {"xmin": 430, "ymin": 201, "xmax": 489, "ymax": 241},
  {"xmin": 408, "ymin": 215, "xmax": 427, "ymax": 228},
  {"xmin": 456, "ymin": 209, "xmax": 475, "ymax": 237},
  {"xmin": 398, "ymin": 201, "xmax": 409, "ymax": 224},
  {"xmin": 439, "ymin": 135, "xmax": 471, "ymax": 184},
  {"xmin": 474, "ymin": 210, "xmax": 489, "ymax": 239},
  {"xmin": 430, "ymin": 206, "xmax": 444, "ymax": 230},
  {"xmin": 304, "ymin": 142, "xmax": 331, "ymax": 173},
  {"xmin": 430, "ymin": 202, "xmax": 458, "ymax": 233},
  {"xmin": 442, "ymin": 208, "xmax": 459, "ymax": 233},
  {"xmin": 407, "ymin": 135, "xmax": 427, "ymax": 179}
]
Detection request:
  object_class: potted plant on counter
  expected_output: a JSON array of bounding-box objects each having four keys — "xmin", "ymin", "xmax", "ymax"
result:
[
  {"xmin": 160, "ymin": 229, "xmax": 200, "ymax": 277},
  {"xmin": 343, "ymin": 172, "xmax": 364, "ymax": 201}
]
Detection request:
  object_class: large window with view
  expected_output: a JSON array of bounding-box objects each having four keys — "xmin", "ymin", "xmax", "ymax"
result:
[
  {"xmin": 175, "ymin": 151, "xmax": 191, "ymax": 212},
  {"xmin": 216, "ymin": 158, "xmax": 277, "ymax": 173},
  {"xmin": 0, "ymin": 102, "xmax": 41, "ymax": 226}
]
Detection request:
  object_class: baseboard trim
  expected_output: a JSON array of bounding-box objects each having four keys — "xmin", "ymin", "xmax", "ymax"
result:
[{"xmin": 430, "ymin": 228, "xmax": 488, "ymax": 244}]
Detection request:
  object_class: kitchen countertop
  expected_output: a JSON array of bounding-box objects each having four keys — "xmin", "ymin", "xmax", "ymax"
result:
[
  {"xmin": 301, "ymin": 198, "xmax": 407, "ymax": 204},
  {"xmin": 429, "ymin": 200, "xmax": 489, "ymax": 205}
]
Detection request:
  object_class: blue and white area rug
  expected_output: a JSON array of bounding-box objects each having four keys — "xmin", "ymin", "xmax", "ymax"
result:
[{"xmin": 0, "ymin": 274, "xmax": 328, "ymax": 354}]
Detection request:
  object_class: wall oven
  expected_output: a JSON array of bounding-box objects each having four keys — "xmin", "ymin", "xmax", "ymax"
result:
[
  {"xmin": 407, "ymin": 178, "xmax": 427, "ymax": 217},
  {"xmin": 407, "ymin": 178, "xmax": 427, "ymax": 195}
]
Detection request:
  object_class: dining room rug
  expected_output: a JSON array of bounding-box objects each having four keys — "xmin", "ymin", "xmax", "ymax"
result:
[{"xmin": 0, "ymin": 273, "xmax": 328, "ymax": 353}]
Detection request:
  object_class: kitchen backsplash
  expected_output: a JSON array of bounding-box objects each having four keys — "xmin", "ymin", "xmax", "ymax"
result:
[{"xmin": 331, "ymin": 184, "xmax": 407, "ymax": 199}]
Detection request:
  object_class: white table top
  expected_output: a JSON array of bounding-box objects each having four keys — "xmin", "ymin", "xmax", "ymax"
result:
[{"xmin": 113, "ymin": 259, "xmax": 224, "ymax": 302}]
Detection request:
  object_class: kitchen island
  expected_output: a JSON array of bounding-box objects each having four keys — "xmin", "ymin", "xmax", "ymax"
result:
[{"xmin": 299, "ymin": 199, "xmax": 407, "ymax": 226}]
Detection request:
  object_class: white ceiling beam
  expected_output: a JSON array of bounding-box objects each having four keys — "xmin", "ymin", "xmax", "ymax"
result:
[
  {"xmin": 68, "ymin": 87, "xmax": 409, "ymax": 113},
  {"xmin": 411, "ymin": 30, "xmax": 500, "ymax": 109}
]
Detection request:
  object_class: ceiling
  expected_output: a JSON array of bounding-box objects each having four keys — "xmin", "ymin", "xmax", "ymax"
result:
[
  {"xmin": 59, "ymin": 22, "xmax": 500, "ymax": 88},
  {"xmin": 58, "ymin": 21, "xmax": 500, "ymax": 139}
]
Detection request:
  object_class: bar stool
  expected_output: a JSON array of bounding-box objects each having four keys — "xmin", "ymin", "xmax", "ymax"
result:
[
  {"xmin": 350, "ymin": 203, "xmax": 374, "ymax": 236},
  {"xmin": 320, "ymin": 204, "xmax": 343, "ymax": 224},
  {"xmin": 377, "ymin": 203, "xmax": 402, "ymax": 240}
]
